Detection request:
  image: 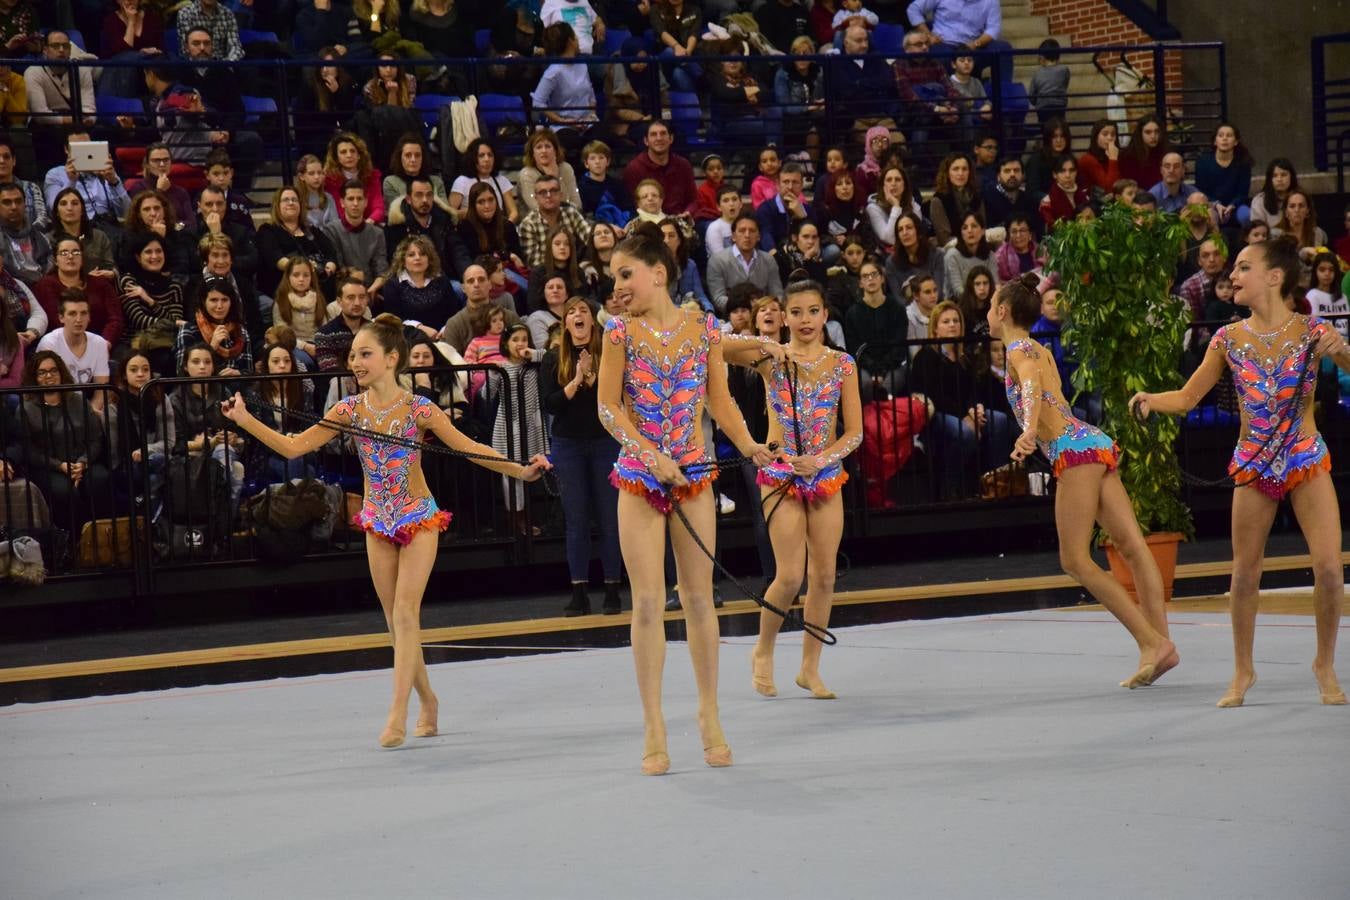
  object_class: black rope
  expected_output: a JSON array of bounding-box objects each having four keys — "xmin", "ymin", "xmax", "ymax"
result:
[{"xmin": 1133, "ymin": 336, "xmax": 1317, "ymax": 489}]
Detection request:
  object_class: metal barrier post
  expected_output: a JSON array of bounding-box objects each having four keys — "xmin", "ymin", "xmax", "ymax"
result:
[{"xmin": 1152, "ymin": 45, "xmax": 1167, "ymax": 123}]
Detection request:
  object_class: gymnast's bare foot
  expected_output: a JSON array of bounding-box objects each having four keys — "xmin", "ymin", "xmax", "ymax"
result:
[
  {"xmin": 795, "ymin": 669, "xmax": 837, "ymax": 699},
  {"xmin": 1121, "ymin": 639, "xmax": 1177, "ymax": 688},
  {"xmin": 698, "ymin": 709, "xmax": 732, "ymax": 768},
  {"xmin": 1217, "ymin": 670, "xmax": 1257, "ymax": 708},
  {"xmin": 414, "ymin": 694, "xmax": 439, "ymax": 738},
  {"xmin": 1313, "ymin": 662, "xmax": 1347, "ymax": 705},
  {"xmin": 380, "ymin": 708, "xmax": 408, "ymax": 748},
  {"xmin": 642, "ymin": 725, "xmax": 670, "ymax": 776},
  {"xmin": 751, "ymin": 648, "xmax": 777, "ymax": 697}
]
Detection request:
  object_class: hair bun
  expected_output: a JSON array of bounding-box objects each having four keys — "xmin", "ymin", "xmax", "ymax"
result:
[
  {"xmin": 1268, "ymin": 233, "xmax": 1300, "ymax": 252},
  {"xmin": 373, "ymin": 312, "xmax": 404, "ymax": 329},
  {"xmin": 627, "ymin": 220, "xmax": 665, "ymax": 245},
  {"xmin": 1017, "ymin": 272, "xmax": 1040, "ymax": 292}
]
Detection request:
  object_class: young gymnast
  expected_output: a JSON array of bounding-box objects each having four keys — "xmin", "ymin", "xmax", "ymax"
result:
[
  {"xmin": 597, "ymin": 222, "xmax": 775, "ymax": 775},
  {"xmin": 726, "ymin": 277, "xmax": 862, "ymax": 700},
  {"xmin": 222, "ymin": 313, "xmax": 550, "ymax": 747},
  {"xmin": 1132, "ymin": 236, "xmax": 1349, "ymax": 707},
  {"xmin": 989, "ymin": 273, "xmax": 1177, "ymax": 688}
]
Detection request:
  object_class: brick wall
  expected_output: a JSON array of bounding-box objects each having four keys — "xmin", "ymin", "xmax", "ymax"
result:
[{"xmin": 1029, "ymin": 0, "xmax": 1183, "ymax": 101}]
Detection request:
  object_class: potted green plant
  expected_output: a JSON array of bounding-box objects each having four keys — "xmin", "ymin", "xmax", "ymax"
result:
[{"xmin": 1042, "ymin": 201, "xmax": 1196, "ymax": 600}]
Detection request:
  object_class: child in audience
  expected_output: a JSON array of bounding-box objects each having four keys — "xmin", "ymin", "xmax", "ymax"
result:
[
  {"xmin": 694, "ymin": 153, "xmax": 727, "ymax": 223},
  {"xmin": 949, "ymin": 54, "xmax": 992, "ymax": 144},
  {"xmin": 492, "ymin": 323, "xmax": 549, "ymax": 535},
  {"xmin": 704, "ymin": 186, "xmax": 742, "ymax": 257},
  {"xmin": 751, "ymin": 145, "xmax": 782, "ymax": 208},
  {"xmin": 1203, "ymin": 273, "xmax": 1243, "ymax": 325},
  {"xmin": 578, "ymin": 140, "xmax": 633, "ymax": 221},
  {"xmin": 172, "ymin": 343, "xmax": 246, "ymax": 518},
  {"xmin": 296, "ymin": 154, "xmax": 337, "ymax": 229},
  {"xmin": 1028, "ymin": 38, "xmax": 1069, "ymax": 123},
  {"xmin": 464, "ymin": 304, "xmax": 509, "ymax": 402},
  {"xmin": 1307, "ymin": 250, "xmax": 1349, "ymax": 339},
  {"xmin": 271, "ymin": 256, "xmax": 328, "ymax": 369},
  {"xmin": 1112, "ymin": 178, "xmax": 1139, "ymax": 206},
  {"xmin": 832, "ymin": 0, "xmax": 878, "ymax": 45},
  {"xmin": 204, "ymin": 149, "xmax": 257, "ymax": 234}
]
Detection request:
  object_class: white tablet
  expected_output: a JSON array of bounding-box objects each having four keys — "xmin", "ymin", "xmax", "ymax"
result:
[{"xmin": 70, "ymin": 140, "xmax": 110, "ymax": 173}]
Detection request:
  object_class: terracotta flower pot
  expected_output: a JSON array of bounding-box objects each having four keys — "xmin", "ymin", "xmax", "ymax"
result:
[{"xmin": 1105, "ymin": 531, "xmax": 1183, "ymax": 603}]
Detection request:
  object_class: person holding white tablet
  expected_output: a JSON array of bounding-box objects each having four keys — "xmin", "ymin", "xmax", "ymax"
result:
[{"xmin": 42, "ymin": 131, "xmax": 131, "ymax": 223}]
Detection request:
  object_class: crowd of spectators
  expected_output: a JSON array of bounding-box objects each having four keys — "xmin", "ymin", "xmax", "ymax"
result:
[{"xmin": 1, "ymin": 0, "xmax": 1349, "ymax": 588}]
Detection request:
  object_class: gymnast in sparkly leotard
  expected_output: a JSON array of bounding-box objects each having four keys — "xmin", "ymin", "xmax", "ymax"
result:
[
  {"xmin": 724, "ymin": 278, "xmax": 862, "ymax": 702},
  {"xmin": 224, "ymin": 311, "xmax": 549, "ymax": 749},
  {"xmin": 989, "ymin": 274, "xmax": 1177, "ymax": 690},
  {"xmin": 597, "ymin": 223, "xmax": 775, "ymax": 776},
  {"xmin": 1133, "ymin": 236, "xmax": 1350, "ymax": 708}
]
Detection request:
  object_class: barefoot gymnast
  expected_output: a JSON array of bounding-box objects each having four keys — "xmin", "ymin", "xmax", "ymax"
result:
[
  {"xmin": 989, "ymin": 274, "xmax": 1178, "ymax": 688},
  {"xmin": 222, "ymin": 313, "xmax": 550, "ymax": 748},
  {"xmin": 597, "ymin": 222, "xmax": 776, "ymax": 776},
  {"xmin": 1132, "ymin": 236, "xmax": 1349, "ymax": 708}
]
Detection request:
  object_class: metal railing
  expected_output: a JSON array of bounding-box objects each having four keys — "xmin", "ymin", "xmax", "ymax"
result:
[{"xmin": 1311, "ymin": 32, "xmax": 1350, "ymax": 179}]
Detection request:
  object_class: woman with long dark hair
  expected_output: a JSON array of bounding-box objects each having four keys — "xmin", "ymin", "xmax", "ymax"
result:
[
  {"xmin": 1076, "ymin": 119, "xmax": 1121, "ymax": 195},
  {"xmin": 119, "ymin": 189, "xmax": 196, "ymax": 279},
  {"xmin": 246, "ymin": 341, "xmax": 315, "ymax": 482},
  {"xmin": 929, "ymin": 152, "xmax": 985, "ymax": 247},
  {"xmin": 449, "ymin": 182, "xmax": 526, "ymax": 279},
  {"xmin": 174, "ymin": 276, "xmax": 252, "ymax": 378},
  {"xmin": 1118, "ymin": 113, "xmax": 1168, "ymax": 190},
  {"xmin": 542, "ymin": 296, "xmax": 623, "ymax": 616},
  {"xmin": 1196, "ymin": 121, "xmax": 1254, "ymax": 228},
  {"xmin": 1250, "ymin": 158, "xmax": 1299, "ymax": 229},
  {"xmin": 1023, "ymin": 117, "xmax": 1072, "ymax": 199},
  {"xmin": 118, "ymin": 234, "xmax": 184, "ymax": 376},
  {"xmin": 448, "ymin": 137, "xmax": 519, "ymax": 223},
  {"xmin": 256, "ymin": 186, "xmax": 341, "ymax": 299},
  {"xmin": 47, "ymin": 188, "xmax": 115, "ymax": 276},
  {"xmin": 382, "ymin": 132, "xmax": 449, "ymax": 213}
]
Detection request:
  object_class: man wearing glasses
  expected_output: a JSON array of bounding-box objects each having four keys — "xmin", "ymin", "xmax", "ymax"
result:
[
  {"xmin": 0, "ymin": 136, "xmax": 47, "ymax": 233},
  {"xmin": 0, "ymin": 182, "xmax": 51, "ymax": 288},
  {"xmin": 23, "ymin": 31, "xmax": 97, "ymax": 163},
  {"xmin": 126, "ymin": 142, "xmax": 195, "ymax": 228},
  {"xmin": 518, "ymin": 174, "xmax": 591, "ymax": 268}
]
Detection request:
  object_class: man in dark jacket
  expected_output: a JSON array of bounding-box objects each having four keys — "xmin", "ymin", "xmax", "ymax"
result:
[
  {"xmin": 829, "ymin": 26, "xmax": 901, "ymax": 144},
  {"xmin": 385, "ymin": 176, "xmax": 455, "ymax": 262}
]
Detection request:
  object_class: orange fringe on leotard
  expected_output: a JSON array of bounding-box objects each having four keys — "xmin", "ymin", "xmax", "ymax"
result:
[
  {"xmin": 1233, "ymin": 452, "xmax": 1331, "ymax": 500},
  {"xmin": 1051, "ymin": 445, "xmax": 1120, "ymax": 479},
  {"xmin": 610, "ymin": 470, "xmax": 716, "ymax": 515}
]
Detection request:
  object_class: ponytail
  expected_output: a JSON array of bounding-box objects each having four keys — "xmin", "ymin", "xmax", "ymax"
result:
[{"xmin": 360, "ymin": 312, "xmax": 410, "ymax": 374}]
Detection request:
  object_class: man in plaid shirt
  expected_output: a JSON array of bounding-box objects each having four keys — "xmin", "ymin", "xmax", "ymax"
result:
[
  {"xmin": 518, "ymin": 174, "xmax": 591, "ymax": 268},
  {"xmin": 1177, "ymin": 238, "xmax": 1227, "ymax": 323},
  {"xmin": 176, "ymin": 0, "xmax": 245, "ymax": 61}
]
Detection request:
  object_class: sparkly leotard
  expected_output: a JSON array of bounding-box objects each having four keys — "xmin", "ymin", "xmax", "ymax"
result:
[
  {"xmin": 602, "ymin": 311, "xmax": 720, "ymax": 514},
  {"xmin": 1005, "ymin": 338, "xmax": 1120, "ymax": 477},
  {"xmin": 1208, "ymin": 315, "xmax": 1330, "ymax": 500},
  {"xmin": 332, "ymin": 391, "xmax": 451, "ymax": 544},
  {"xmin": 756, "ymin": 350, "xmax": 860, "ymax": 503}
]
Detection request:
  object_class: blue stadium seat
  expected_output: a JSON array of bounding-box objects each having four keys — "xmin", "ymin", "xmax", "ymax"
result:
[
  {"xmin": 666, "ymin": 91, "xmax": 711, "ymax": 147},
  {"xmin": 241, "ymin": 95, "xmax": 278, "ymax": 125},
  {"xmin": 96, "ymin": 95, "xmax": 145, "ymax": 128},
  {"xmin": 477, "ymin": 93, "xmax": 527, "ymax": 138},
  {"xmin": 165, "ymin": 27, "xmax": 179, "ymax": 56},
  {"xmin": 67, "ymin": 29, "xmax": 85, "ymax": 52},
  {"xmin": 239, "ymin": 29, "xmax": 279, "ymax": 45},
  {"xmin": 987, "ymin": 80, "xmax": 1031, "ymax": 156},
  {"xmin": 603, "ymin": 28, "xmax": 631, "ymax": 55},
  {"xmin": 475, "ymin": 29, "xmax": 491, "ymax": 54},
  {"xmin": 413, "ymin": 93, "xmax": 459, "ymax": 130},
  {"xmin": 872, "ymin": 23, "xmax": 905, "ymax": 56}
]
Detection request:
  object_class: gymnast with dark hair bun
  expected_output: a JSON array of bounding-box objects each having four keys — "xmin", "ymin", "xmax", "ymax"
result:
[
  {"xmin": 989, "ymin": 273, "xmax": 1177, "ymax": 690},
  {"xmin": 1132, "ymin": 235, "xmax": 1350, "ymax": 708},
  {"xmin": 222, "ymin": 313, "xmax": 550, "ymax": 749}
]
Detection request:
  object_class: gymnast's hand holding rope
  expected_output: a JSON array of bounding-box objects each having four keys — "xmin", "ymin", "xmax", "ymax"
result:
[{"xmin": 220, "ymin": 391, "xmax": 553, "ymax": 483}]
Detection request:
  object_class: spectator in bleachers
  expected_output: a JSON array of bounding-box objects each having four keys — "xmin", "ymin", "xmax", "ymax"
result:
[
  {"xmin": 1241, "ymin": 220, "xmax": 1270, "ymax": 246},
  {"xmin": 777, "ymin": 218, "xmax": 830, "ymax": 286},
  {"xmin": 526, "ymin": 275, "xmax": 568, "ymax": 348},
  {"xmin": 541, "ymin": 0, "xmax": 605, "ymax": 55},
  {"xmin": 321, "ymin": 180, "xmax": 389, "ymax": 291},
  {"xmin": 449, "ymin": 182, "xmax": 526, "ymax": 279},
  {"xmin": 43, "ymin": 130, "xmax": 132, "ymax": 224},
  {"xmin": 704, "ymin": 184, "xmax": 741, "ymax": 258},
  {"xmin": 906, "ymin": 0, "xmax": 1012, "ymax": 80},
  {"xmin": 852, "ymin": 126, "xmax": 890, "ymax": 201},
  {"xmin": 124, "ymin": 143, "xmax": 194, "ymax": 229},
  {"xmin": 518, "ymin": 173, "xmax": 591, "ymax": 268},
  {"xmin": 577, "ymin": 140, "xmax": 633, "ymax": 222},
  {"xmin": 483, "ymin": 8, "xmax": 544, "ymax": 97},
  {"xmin": 0, "ymin": 137, "xmax": 46, "ymax": 232},
  {"xmin": 246, "ymin": 341, "xmax": 315, "ymax": 482},
  {"xmin": 271, "ymin": 256, "xmax": 327, "ymax": 367},
  {"xmin": 943, "ymin": 210, "xmax": 996, "ymax": 293},
  {"xmin": 884, "ymin": 209, "xmax": 944, "ymax": 302},
  {"xmin": 314, "ymin": 275, "xmax": 369, "ymax": 371},
  {"xmin": 36, "ymin": 291, "xmax": 110, "ymax": 403},
  {"xmin": 529, "ymin": 225, "xmax": 591, "ymax": 310},
  {"xmin": 584, "ymin": 221, "xmax": 619, "ymax": 282},
  {"xmin": 830, "ymin": 26, "xmax": 900, "ymax": 145},
  {"xmin": 601, "ymin": 36, "xmax": 662, "ymax": 148},
  {"xmin": 17, "ymin": 350, "xmax": 114, "ymax": 531},
  {"xmin": 462, "ymin": 305, "xmax": 509, "ymax": 397},
  {"xmin": 385, "ymin": 175, "xmax": 455, "ymax": 268},
  {"xmin": 756, "ymin": 0, "xmax": 813, "ymax": 55},
  {"xmin": 622, "ymin": 120, "xmax": 697, "ymax": 216},
  {"xmin": 520, "ymin": 129, "xmax": 583, "ymax": 215},
  {"xmin": 1027, "ymin": 38, "xmax": 1068, "ymax": 124},
  {"xmin": 532, "ymin": 22, "xmax": 601, "ymax": 149},
  {"xmin": 1174, "ymin": 193, "xmax": 1218, "ymax": 287},
  {"xmin": 381, "ymin": 234, "xmax": 461, "ymax": 336},
  {"xmin": 177, "ymin": 0, "xmax": 245, "ymax": 61},
  {"xmin": 24, "ymin": 32, "xmax": 97, "ymax": 164},
  {"xmin": 750, "ymin": 146, "xmax": 782, "ymax": 209},
  {"xmin": 0, "ymin": 63, "xmax": 26, "ymax": 134},
  {"xmin": 816, "ymin": 170, "xmax": 866, "ymax": 258},
  {"xmin": 0, "ymin": 182, "xmax": 52, "ymax": 288},
  {"xmin": 651, "ymin": 0, "xmax": 702, "ymax": 95},
  {"xmin": 1307, "ymin": 251, "xmax": 1349, "ymax": 338},
  {"xmin": 1177, "ymin": 238, "xmax": 1227, "ymax": 323},
  {"xmin": 904, "ymin": 270, "xmax": 940, "ymax": 351},
  {"xmin": 33, "ymin": 236, "xmax": 122, "ymax": 346},
  {"xmin": 322, "ymin": 132, "xmax": 386, "ymax": 224},
  {"xmin": 439, "ymin": 261, "xmax": 521, "ymax": 353},
  {"xmin": 972, "ymin": 132, "xmax": 1000, "ymax": 191},
  {"xmin": 383, "ymin": 133, "xmax": 448, "ymax": 214},
  {"xmin": 1076, "ymin": 120, "xmax": 1120, "ymax": 198},
  {"xmin": 178, "ymin": 29, "xmax": 265, "ymax": 190},
  {"xmin": 297, "ymin": 49, "xmax": 358, "ymax": 157},
  {"xmin": 755, "ymin": 162, "xmax": 813, "ymax": 253},
  {"xmin": 360, "ymin": 52, "xmax": 424, "ymax": 167},
  {"xmin": 1023, "ymin": 117, "xmax": 1070, "ymax": 201},
  {"xmin": 1274, "ymin": 189, "xmax": 1326, "ymax": 259},
  {"xmin": 193, "ymin": 185, "xmax": 259, "ymax": 282},
  {"xmin": 948, "ymin": 53, "xmax": 991, "ymax": 145},
  {"xmin": 107, "ymin": 350, "xmax": 172, "ymax": 511},
  {"xmin": 0, "ymin": 1, "xmax": 39, "ymax": 58},
  {"xmin": 1196, "ymin": 122, "xmax": 1253, "ymax": 229},
  {"xmin": 1118, "ymin": 113, "xmax": 1168, "ymax": 191},
  {"xmin": 826, "ymin": 235, "xmax": 867, "ymax": 311},
  {"xmin": 866, "ymin": 163, "xmax": 923, "ymax": 256},
  {"xmin": 296, "ymin": 154, "xmax": 339, "ymax": 229},
  {"xmin": 102, "ymin": 0, "xmax": 166, "ymax": 59},
  {"xmin": 409, "ymin": 0, "xmax": 477, "ymax": 62},
  {"xmin": 117, "ymin": 234, "xmax": 183, "ymax": 375},
  {"xmin": 191, "ymin": 232, "xmax": 265, "ymax": 345},
  {"xmin": 149, "ymin": 80, "xmax": 223, "ymax": 171},
  {"xmin": 660, "ymin": 217, "xmax": 711, "ymax": 312},
  {"xmin": 1249, "ymin": 157, "xmax": 1297, "ymax": 229},
  {"xmin": 294, "ymin": 6, "xmax": 362, "ymax": 59},
  {"xmin": 256, "ymin": 186, "xmax": 340, "ymax": 300},
  {"xmin": 845, "ymin": 253, "xmax": 907, "ymax": 397},
  {"xmin": 120, "ymin": 189, "xmax": 196, "ymax": 279},
  {"xmin": 205, "ymin": 151, "xmax": 258, "ymax": 235},
  {"xmin": 448, "ymin": 138, "xmax": 520, "ymax": 224},
  {"xmin": 929, "ymin": 151, "xmax": 984, "ymax": 247},
  {"xmin": 493, "ymin": 321, "xmax": 549, "ymax": 531},
  {"xmin": 707, "ymin": 215, "xmax": 784, "ymax": 314},
  {"xmin": 982, "ymin": 155, "xmax": 1039, "ymax": 235},
  {"xmin": 993, "ymin": 213, "xmax": 1039, "ymax": 283},
  {"xmin": 176, "ymin": 275, "xmax": 253, "ymax": 378},
  {"xmin": 956, "ymin": 264, "xmax": 995, "ymax": 338},
  {"xmin": 1039, "ymin": 154, "xmax": 1088, "ymax": 231},
  {"xmin": 776, "ymin": 35, "xmax": 827, "ymax": 159},
  {"xmin": 892, "ymin": 30, "xmax": 961, "ymax": 149},
  {"xmin": 170, "ymin": 342, "xmax": 245, "ymax": 517},
  {"xmin": 0, "ymin": 300, "xmax": 21, "ymax": 390},
  {"xmin": 1147, "ymin": 152, "xmax": 1195, "ymax": 215}
]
